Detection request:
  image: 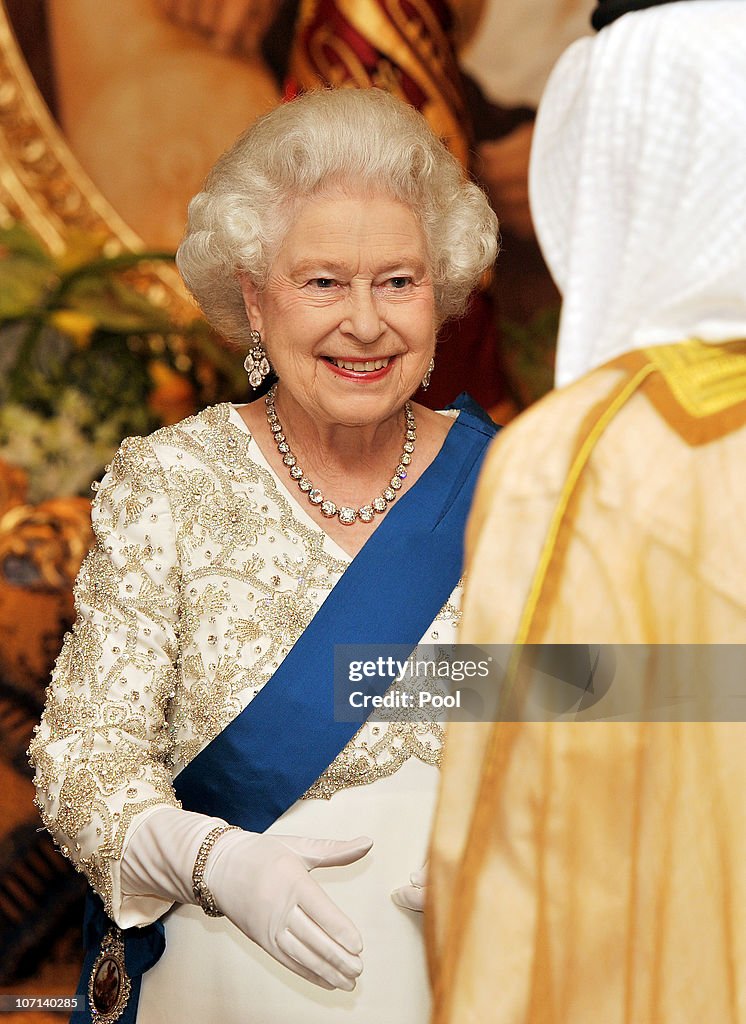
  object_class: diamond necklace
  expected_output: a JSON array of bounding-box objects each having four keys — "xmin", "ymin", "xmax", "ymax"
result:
[{"xmin": 264, "ymin": 383, "xmax": 416, "ymax": 526}]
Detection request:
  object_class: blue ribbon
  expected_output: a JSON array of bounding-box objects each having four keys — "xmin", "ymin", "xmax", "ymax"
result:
[
  {"xmin": 71, "ymin": 395, "xmax": 497, "ymax": 1022},
  {"xmin": 174, "ymin": 394, "xmax": 497, "ymax": 829}
]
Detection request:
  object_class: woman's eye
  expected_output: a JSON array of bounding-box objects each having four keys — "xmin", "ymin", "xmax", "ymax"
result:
[
  {"xmin": 309, "ymin": 278, "xmax": 336, "ymax": 289},
  {"xmin": 387, "ymin": 276, "xmax": 412, "ymax": 289}
]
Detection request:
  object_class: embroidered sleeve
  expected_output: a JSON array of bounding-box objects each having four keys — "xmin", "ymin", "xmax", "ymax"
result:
[{"xmin": 29, "ymin": 436, "xmax": 182, "ymax": 920}]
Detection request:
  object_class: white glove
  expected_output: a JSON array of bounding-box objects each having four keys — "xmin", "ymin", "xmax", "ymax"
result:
[
  {"xmin": 206, "ymin": 828, "xmax": 372, "ymax": 990},
  {"xmin": 391, "ymin": 862, "xmax": 428, "ymax": 913},
  {"xmin": 120, "ymin": 806, "xmax": 372, "ymax": 990}
]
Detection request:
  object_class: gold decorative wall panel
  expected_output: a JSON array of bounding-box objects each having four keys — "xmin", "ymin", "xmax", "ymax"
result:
[{"xmin": 0, "ymin": 5, "xmax": 192, "ymax": 316}]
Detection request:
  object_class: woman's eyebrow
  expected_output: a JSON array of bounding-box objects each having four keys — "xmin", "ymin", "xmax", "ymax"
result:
[
  {"xmin": 375, "ymin": 258, "xmax": 427, "ymax": 275},
  {"xmin": 289, "ymin": 259, "xmax": 351, "ymax": 277},
  {"xmin": 289, "ymin": 257, "xmax": 427, "ymax": 276}
]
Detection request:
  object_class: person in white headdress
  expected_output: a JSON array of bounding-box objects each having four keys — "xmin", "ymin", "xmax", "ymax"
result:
[{"xmin": 427, "ymin": 2, "xmax": 746, "ymax": 1021}]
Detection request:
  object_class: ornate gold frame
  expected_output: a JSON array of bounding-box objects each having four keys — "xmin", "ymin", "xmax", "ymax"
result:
[{"xmin": 0, "ymin": 3, "xmax": 191, "ymax": 314}]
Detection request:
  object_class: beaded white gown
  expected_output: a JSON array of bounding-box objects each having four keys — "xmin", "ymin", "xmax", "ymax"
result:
[{"xmin": 31, "ymin": 403, "xmax": 462, "ymax": 1024}]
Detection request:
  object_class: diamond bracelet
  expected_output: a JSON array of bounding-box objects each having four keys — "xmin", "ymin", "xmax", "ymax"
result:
[{"xmin": 191, "ymin": 824, "xmax": 241, "ymax": 917}]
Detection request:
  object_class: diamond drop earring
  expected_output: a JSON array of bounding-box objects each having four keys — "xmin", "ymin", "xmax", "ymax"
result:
[
  {"xmin": 421, "ymin": 357, "xmax": 435, "ymax": 391},
  {"xmin": 243, "ymin": 330, "xmax": 271, "ymax": 389}
]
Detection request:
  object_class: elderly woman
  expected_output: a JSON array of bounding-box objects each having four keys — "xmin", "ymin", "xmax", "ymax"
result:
[{"xmin": 30, "ymin": 88, "xmax": 498, "ymax": 1024}]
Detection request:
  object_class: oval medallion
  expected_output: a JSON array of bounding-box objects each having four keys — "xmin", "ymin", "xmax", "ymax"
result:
[{"xmin": 89, "ymin": 927, "xmax": 131, "ymax": 1023}]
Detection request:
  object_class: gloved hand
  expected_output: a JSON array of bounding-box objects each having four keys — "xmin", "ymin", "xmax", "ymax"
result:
[
  {"xmin": 206, "ymin": 829, "xmax": 373, "ymax": 990},
  {"xmin": 120, "ymin": 806, "xmax": 372, "ymax": 990},
  {"xmin": 391, "ymin": 862, "xmax": 428, "ymax": 913}
]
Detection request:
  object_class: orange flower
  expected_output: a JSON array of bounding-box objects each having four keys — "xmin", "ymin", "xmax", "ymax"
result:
[
  {"xmin": 148, "ymin": 361, "xmax": 196, "ymax": 425},
  {"xmin": 48, "ymin": 309, "xmax": 97, "ymax": 349}
]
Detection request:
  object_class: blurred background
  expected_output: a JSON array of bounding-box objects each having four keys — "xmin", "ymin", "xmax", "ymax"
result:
[{"xmin": 0, "ymin": 0, "xmax": 592, "ymax": 1017}]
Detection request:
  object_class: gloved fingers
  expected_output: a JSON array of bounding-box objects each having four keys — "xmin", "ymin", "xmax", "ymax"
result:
[
  {"xmin": 279, "ymin": 834, "xmax": 373, "ymax": 870},
  {"xmin": 391, "ymin": 862, "xmax": 428, "ymax": 912},
  {"xmin": 286, "ymin": 905, "xmax": 364, "ymax": 981},
  {"xmin": 296, "ymin": 876, "xmax": 364, "ymax": 955},
  {"xmin": 268, "ymin": 943, "xmax": 337, "ymax": 991},
  {"xmin": 278, "ymin": 927, "xmax": 360, "ymax": 992},
  {"xmin": 390, "ymin": 882, "xmax": 426, "ymax": 912},
  {"xmin": 410, "ymin": 863, "xmax": 428, "ymax": 889}
]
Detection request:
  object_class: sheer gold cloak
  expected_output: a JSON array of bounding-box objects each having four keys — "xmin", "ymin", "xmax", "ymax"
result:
[{"xmin": 430, "ymin": 341, "xmax": 746, "ymax": 1024}]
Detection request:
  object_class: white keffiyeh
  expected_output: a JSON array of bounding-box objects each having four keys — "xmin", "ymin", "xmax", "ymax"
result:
[{"xmin": 529, "ymin": 0, "xmax": 746, "ymax": 387}]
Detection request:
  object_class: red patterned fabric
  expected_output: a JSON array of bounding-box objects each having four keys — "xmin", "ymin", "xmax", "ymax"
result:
[{"xmin": 288, "ymin": 0, "xmax": 472, "ymax": 163}]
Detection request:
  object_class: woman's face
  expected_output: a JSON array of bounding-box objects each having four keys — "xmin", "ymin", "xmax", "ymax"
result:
[{"xmin": 240, "ymin": 191, "xmax": 436, "ymax": 430}]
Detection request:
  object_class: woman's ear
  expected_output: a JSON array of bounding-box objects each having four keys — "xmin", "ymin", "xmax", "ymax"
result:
[{"xmin": 239, "ymin": 274, "xmax": 263, "ymax": 333}]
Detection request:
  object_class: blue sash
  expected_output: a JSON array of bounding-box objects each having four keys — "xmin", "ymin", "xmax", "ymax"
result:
[{"xmin": 72, "ymin": 395, "xmax": 497, "ymax": 1022}]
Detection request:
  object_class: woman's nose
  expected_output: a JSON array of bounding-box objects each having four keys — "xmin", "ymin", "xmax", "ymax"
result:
[{"xmin": 342, "ymin": 285, "xmax": 384, "ymax": 344}]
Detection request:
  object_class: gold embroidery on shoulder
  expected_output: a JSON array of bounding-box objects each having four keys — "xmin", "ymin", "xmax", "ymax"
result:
[{"xmin": 643, "ymin": 338, "xmax": 746, "ymax": 417}]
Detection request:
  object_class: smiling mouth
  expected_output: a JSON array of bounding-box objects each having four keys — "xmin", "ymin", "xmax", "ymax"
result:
[{"xmin": 324, "ymin": 357, "xmax": 392, "ymax": 372}]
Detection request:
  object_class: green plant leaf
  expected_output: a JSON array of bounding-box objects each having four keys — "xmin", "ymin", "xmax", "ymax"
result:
[
  {"xmin": 0, "ymin": 257, "xmax": 55, "ymax": 319},
  {"xmin": 61, "ymin": 276, "xmax": 173, "ymax": 333},
  {"xmin": 500, "ymin": 306, "xmax": 559, "ymax": 408},
  {"xmin": 0, "ymin": 223, "xmax": 54, "ymax": 263}
]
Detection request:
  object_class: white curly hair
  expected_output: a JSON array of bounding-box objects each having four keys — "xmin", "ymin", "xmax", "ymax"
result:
[{"xmin": 176, "ymin": 88, "xmax": 499, "ymax": 345}]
